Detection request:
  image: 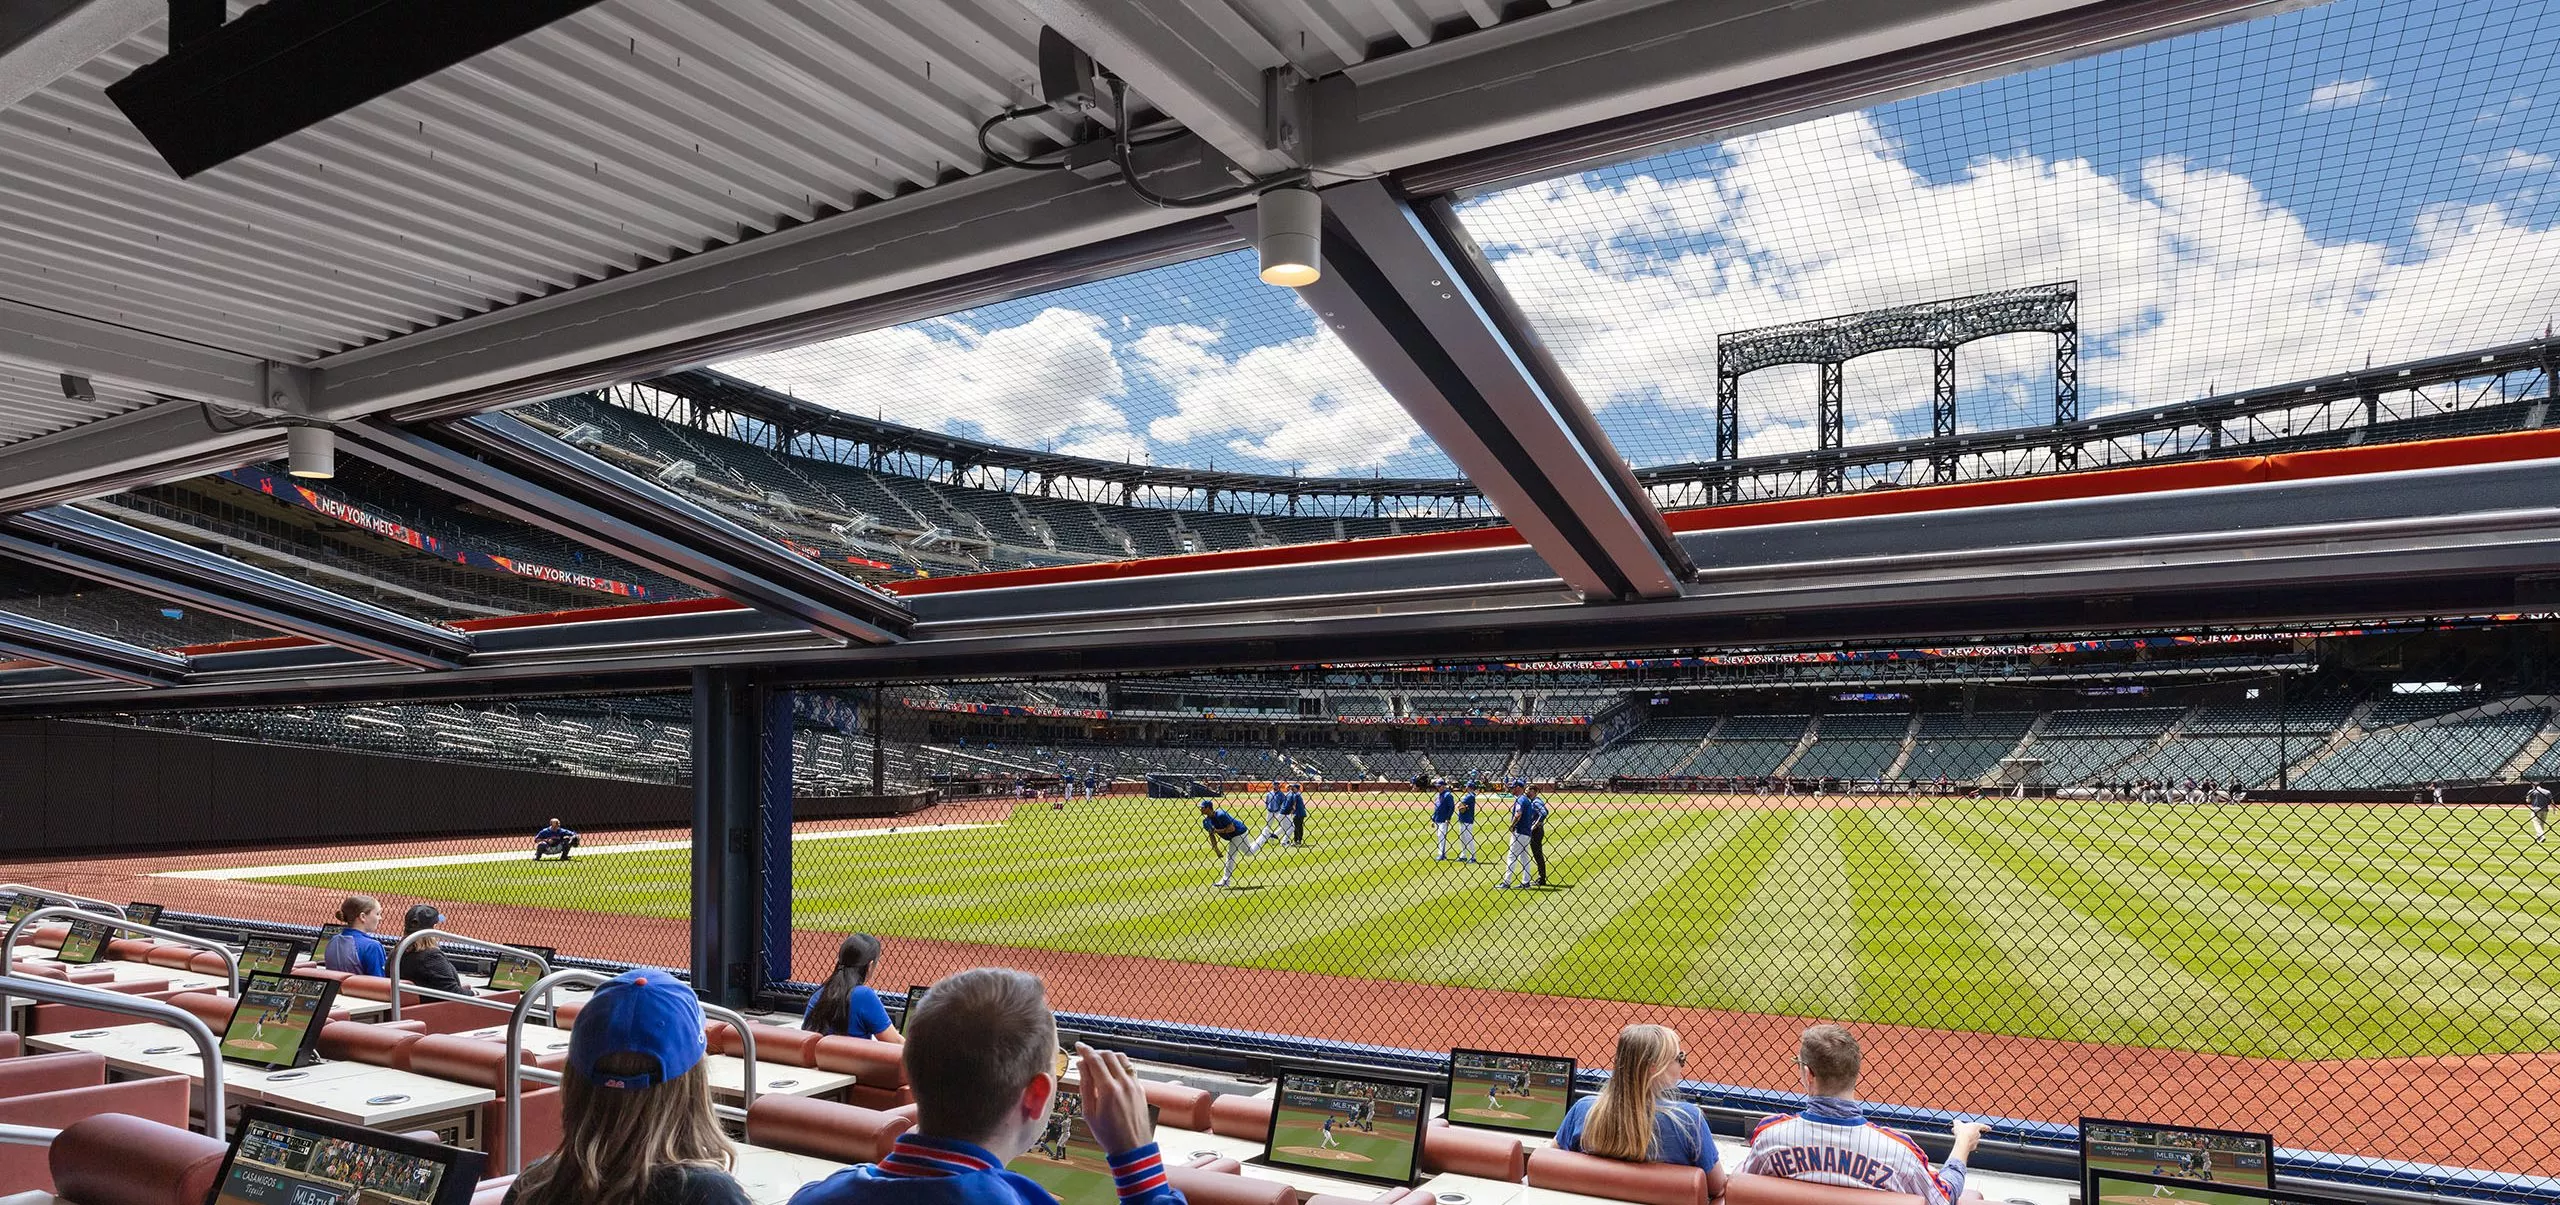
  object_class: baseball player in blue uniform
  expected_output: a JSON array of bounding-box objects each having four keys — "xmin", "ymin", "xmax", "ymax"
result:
[
  {"xmin": 1319, "ymin": 1116, "xmax": 1341, "ymax": 1149},
  {"xmin": 1455, "ymin": 786, "xmax": 1479, "ymax": 862},
  {"xmin": 1261, "ymin": 784, "xmax": 1289, "ymax": 843},
  {"xmin": 1201, "ymin": 801, "xmax": 1264, "ymax": 888},
  {"xmin": 1284, "ymin": 783, "xmax": 1308, "ymax": 846},
  {"xmin": 1498, "ymin": 791, "xmax": 1546, "ymax": 888},
  {"xmin": 2530, "ymin": 781, "xmax": 2551, "ymax": 842},
  {"xmin": 1431, "ymin": 782, "xmax": 1457, "ymax": 859}
]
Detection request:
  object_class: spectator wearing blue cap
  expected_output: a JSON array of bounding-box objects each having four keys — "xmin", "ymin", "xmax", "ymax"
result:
[
  {"xmin": 506, "ymin": 968, "xmax": 748, "ymax": 1205},
  {"xmin": 397, "ymin": 904, "xmax": 471, "ymax": 998},
  {"xmin": 791, "ymin": 967, "xmax": 1185, "ymax": 1205}
]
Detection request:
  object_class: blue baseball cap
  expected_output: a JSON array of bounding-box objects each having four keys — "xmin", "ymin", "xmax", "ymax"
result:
[{"xmin": 566, "ymin": 968, "xmax": 707, "ymax": 1090}]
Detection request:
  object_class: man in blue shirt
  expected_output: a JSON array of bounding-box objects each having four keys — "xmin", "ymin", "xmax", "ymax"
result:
[
  {"xmin": 792, "ymin": 967, "xmax": 1184, "ymax": 1205},
  {"xmin": 534, "ymin": 818, "xmax": 580, "ymax": 861},
  {"xmin": 1498, "ymin": 791, "xmax": 1547, "ymax": 889},
  {"xmin": 1260, "ymin": 783, "xmax": 1288, "ymax": 844},
  {"xmin": 1455, "ymin": 785, "xmax": 1479, "ymax": 863},
  {"xmin": 1430, "ymin": 782, "xmax": 1457, "ymax": 860},
  {"xmin": 1283, "ymin": 783, "xmax": 1308, "ymax": 847},
  {"xmin": 1200, "ymin": 801, "xmax": 1264, "ymax": 889},
  {"xmin": 1527, "ymin": 789, "xmax": 1552, "ymax": 887}
]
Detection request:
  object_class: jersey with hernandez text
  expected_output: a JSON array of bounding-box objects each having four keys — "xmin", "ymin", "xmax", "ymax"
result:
[{"xmin": 1745, "ymin": 1099, "xmax": 1968, "ymax": 1205}]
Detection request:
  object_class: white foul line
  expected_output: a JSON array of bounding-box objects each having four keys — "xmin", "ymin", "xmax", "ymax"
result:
[{"xmin": 153, "ymin": 822, "xmax": 997, "ymax": 880}]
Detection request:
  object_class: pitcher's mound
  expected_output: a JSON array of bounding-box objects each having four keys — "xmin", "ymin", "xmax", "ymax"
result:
[
  {"xmin": 1452, "ymin": 1108, "xmax": 1533, "ymax": 1122},
  {"xmin": 1281, "ymin": 1148, "xmax": 1372, "ymax": 1163},
  {"xmin": 227, "ymin": 1040, "xmax": 278, "ymax": 1053}
]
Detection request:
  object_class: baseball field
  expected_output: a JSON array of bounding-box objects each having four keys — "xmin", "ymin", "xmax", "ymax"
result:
[
  {"xmin": 1267, "ymin": 1098, "xmax": 1419, "ymax": 1179},
  {"xmin": 1446, "ymin": 1068, "xmax": 1573, "ymax": 1132},
  {"xmin": 247, "ymin": 793, "xmax": 2560, "ymax": 1061}
]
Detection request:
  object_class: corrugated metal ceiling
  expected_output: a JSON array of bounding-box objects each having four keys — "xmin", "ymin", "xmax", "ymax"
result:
[
  {"xmin": 0, "ymin": 0, "xmax": 1567, "ymax": 448},
  {"xmin": 1225, "ymin": 0, "xmax": 1576, "ymax": 73},
  {"xmin": 0, "ymin": 356, "xmax": 156, "ymax": 444},
  {"xmin": 0, "ymin": 0, "xmax": 1070, "ymax": 366}
]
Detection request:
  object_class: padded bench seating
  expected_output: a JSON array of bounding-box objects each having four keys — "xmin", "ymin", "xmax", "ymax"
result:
[
  {"xmin": 0, "ymin": 1077, "xmax": 194, "ymax": 1194},
  {"xmin": 745, "ymin": 1094, "xmax": 912, "ymax": 1163}
]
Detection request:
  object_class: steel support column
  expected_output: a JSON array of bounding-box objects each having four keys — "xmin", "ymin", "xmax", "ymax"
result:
[
  {"xmin": 1715, "ymin": 370, "xmax": 1740, "ymax": 503},
  {"xmin": 1932, "ymin": 345, "xmax": 1958, "ymax": 483},
  {"xmin": 2054, "ymin": 326, "xmax": 2081, "ymax": 469},
  {"xmin": 691, "ymin": 668, "xmax": 763, "ymax": 1009},
  {"xmin": 1818, "ymin": 361, "xmax": 1845, "ymax": 494},
  {"xmin": 759, "ymin": 687, "xmax": 796, "ymax": 990}
]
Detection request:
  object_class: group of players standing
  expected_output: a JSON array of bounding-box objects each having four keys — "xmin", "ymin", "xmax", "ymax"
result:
[{"xmin": 1195, "ymin": 778, "xmax": 1554, "ymax": 890}]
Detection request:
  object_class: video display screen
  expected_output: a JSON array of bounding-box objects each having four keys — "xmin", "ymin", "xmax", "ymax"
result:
[
  {"xmin": 1264, "ymin": 1069, "xmax": 1428, "ymax": 1186},
  {"xmin": 1447, "ymin": 1048, "xmax": 1575, "ymax": 1136},
  {"xmin": 209, "ymin": 1107, "xmax": 480, "ymax": 1205},
  {"xmin": 220, "ymin": 973, "xmax": 337, "ymax": 1071},
  {"xmin": 1010, "ymin": 1085, "xmax": 1161, "ymax": 1205}
]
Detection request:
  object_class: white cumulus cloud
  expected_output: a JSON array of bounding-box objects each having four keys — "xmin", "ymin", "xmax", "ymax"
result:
[{"xmin": 2307, "ymin": 77, "xmax": 2380, "ymax": 110}]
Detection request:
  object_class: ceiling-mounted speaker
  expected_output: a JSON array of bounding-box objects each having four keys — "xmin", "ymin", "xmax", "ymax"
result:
[
  {"xmin": 1038, "ymin": 27, "xmax": 1099, "ymax": 111},
  {"xmin": 107, "ymin": 0, "xmax": 610, "ymax": 178}
]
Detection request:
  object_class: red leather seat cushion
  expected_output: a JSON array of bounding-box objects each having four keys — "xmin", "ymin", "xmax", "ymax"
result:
[
  {"xmin": 810, "ymin": 1035, "xmax": 907, "ymax": 1087},
  {"xmin": 1141, "ymin": 1080, "xmax": 1214, "ymax": 1132},
  {"xmin": 1527, "ymin": 1146, "xmax": 1708, "ymax": 1205},
  {"xmin": 408, "ymin": 1034, "xmax": 541, "ymax": 1087},
  {"xmin": 143, "ymin": 947, "xmax": 199, "ymax": 971},
  {"xmin": 14, "ymin": 1082, "xmax": 201, "ymax": 1198},
  {"xmin": 715, "ymin": 1024, "xmax": 825, "ymax": 1068},
  {"xmin": 164, "ymin": 992, "xmax": 238, "ymax": 1030},
  {"xmin": 0, "ymin": 1033, "xmax": 21, "ymax": 1058},
  {"xmin": 318, "ymin": 1021, "xmax": 427, "ymax": 1071},
  {"xmin": 1729, "ymin": 1173, "xmax": 1928, "ymax": 1205},
  {"xmin": 1207, "ymin": 1093, "xmax": 1273, "ymax": 1141},
  {"xmin": 1164, "ymin": 1165, "xmax": 1293, "ymax": 1205},
  {"xmin": 745, "ymin": 1095, "xmax": 913, "ymax": 1163},
  {"xmin": 1421, "ymin": 1120, "xmax": 1527, "ymax": 1180},
  {"xmin": 0, "ymin": 1051, "xmax": 105, "ymax": 1099}
]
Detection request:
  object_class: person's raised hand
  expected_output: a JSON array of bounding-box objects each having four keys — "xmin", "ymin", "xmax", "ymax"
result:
[
  {"xmin": 1950, "ymin": 1121, "xmax": 1989, "ymax": 1161},
  {"xmin": 1075, "ymin": 1042, "xmax": 1157, "ymax": 1156}
]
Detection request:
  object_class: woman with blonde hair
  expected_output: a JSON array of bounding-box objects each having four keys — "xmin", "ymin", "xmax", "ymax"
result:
[
  {"xmin": 1554, "ymin": 1024, "xmax": 1727, "ymax": 1199},
  {"xmin": 506, "ymin": 969, "xmax": 748, "ymax": 1205}
]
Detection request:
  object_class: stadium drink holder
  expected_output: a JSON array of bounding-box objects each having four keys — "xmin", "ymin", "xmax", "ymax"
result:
[
  {"xmin": 1, "ymin": 905, "xmax": 242, "ymax": 1020},
  {"xmin": 501, "ymin": 967, "xmax": 759, "ymax": 1175},
  {"xmin": 0, "ymin": 971, "xmax": 226, "ymax": 1132},
  {"xmin": 387, "ymin": 929, "xmax": 554, "ymax": 1021}
]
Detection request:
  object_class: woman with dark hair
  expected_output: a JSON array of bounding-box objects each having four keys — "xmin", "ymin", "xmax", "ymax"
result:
[{"xmin": 803, "ymin": 933, "xmax": 901, "ymax": 1042}]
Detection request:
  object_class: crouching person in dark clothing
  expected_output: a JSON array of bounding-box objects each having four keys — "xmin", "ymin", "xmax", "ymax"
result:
[
  {"xmin": 790, "ymin": 967, "xmax": 1184, "ymax": 1205},
  {"xmin": 535, "ymin": 818, "xmax": 581, "ymax": 861}
]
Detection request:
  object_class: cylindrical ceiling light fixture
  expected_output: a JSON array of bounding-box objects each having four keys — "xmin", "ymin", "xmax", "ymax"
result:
[
  {"xmin": 1256, "ymin": 186, "xmax": 1322, "ymax": 287},
  {"xmin": 287, "ymin": 425, "xmax": 336, "ymax": 479}
]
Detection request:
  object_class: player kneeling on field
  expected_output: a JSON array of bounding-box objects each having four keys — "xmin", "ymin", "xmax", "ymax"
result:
[
  {"xmin": 790, "ymin": 967, "xmax": 1185, "ymax": 1205},
  {"xmin": 534, "ymin": 818, "xmax": 581, "ymax": 861},
  {"xmin": 1554, "ymin": 1024, "xmax": 1725, "ymax": 1195},
  {"xmin": 1746, "ymin": 1024, "xmax": 1985, "ymax": 1203}
]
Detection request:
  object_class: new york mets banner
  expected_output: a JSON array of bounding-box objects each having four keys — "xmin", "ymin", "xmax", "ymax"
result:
[{"xmin": 222, "ymin": 467, "xmax": 649, "ymax": 598}]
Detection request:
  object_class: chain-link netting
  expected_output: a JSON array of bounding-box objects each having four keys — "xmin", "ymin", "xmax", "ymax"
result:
[{"xmin": 24, "ymin": 662, "xmax": 2560, "ymax": 1184}]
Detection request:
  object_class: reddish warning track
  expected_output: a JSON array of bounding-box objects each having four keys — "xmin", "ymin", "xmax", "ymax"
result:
[{"xmin": 9, "ymin": 808, "xmax": 2550, "ymax": 1178}]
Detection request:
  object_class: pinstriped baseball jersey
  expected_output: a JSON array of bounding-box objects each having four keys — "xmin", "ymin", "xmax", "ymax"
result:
[{"xmin": 1745, "ymin": 1099, "xmax": 1968, "ymax": 1204}]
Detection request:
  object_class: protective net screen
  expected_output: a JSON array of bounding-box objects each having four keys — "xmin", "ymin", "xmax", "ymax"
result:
[{"xmin": 37, "ymin": 647, "xmax": 2560, "ymax": 1187}]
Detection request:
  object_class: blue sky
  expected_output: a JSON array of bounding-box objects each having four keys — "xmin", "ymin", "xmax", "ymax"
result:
[{"xmin": 721, "ymin": 0, "xmax": 2560, "ymax": 483}]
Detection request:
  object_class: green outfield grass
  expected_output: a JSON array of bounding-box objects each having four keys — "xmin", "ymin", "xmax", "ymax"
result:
[{"xmin": 259, "ymin": 795, "xmax": 2560, "ymax": 1059}]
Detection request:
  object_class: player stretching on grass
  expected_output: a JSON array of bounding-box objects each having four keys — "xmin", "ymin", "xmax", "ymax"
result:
[
  {"xmin": 1431, "ymin": 781, "xmax": 1457, "ymax": 859},
  {"xmin": 2530, "ymin": 781, "xmax": 2551, "ymax": 842},
  {"xmin": 1201, "ymin": 800, "xmax": 1264, "ymax": 888}
]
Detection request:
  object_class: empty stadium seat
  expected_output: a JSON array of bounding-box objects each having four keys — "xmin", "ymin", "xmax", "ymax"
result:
[
  {"xmin": 1206, "ymin": 1092, "xmax": 1271, "ymax": 1140},
  {"xmin": 1141, "ymin": 1079, "xmax": 1213, "ymax": 1132},
  {"xmin": 810, "ymin": 1034, "xmax": 911, "ymax": 1110},
  {"xmin": 0, "ymin": 1078, "xmax": 196, "ymax": 1195},
  {"xmin": 316, "ymin": 1020, "xmax": 428, "ymax": 1070},
  {"xmin": 744, "ymin": 1094, "xmax": 912, "ymax": 1163},
  {"xmin": 1525, "ymin": 1147, "xmax": 1709, "ymax": 1205},
  {"xmin": 1167, "ymin": 1157, "xmax": 1293, "ymax": 1205},
  {"xmin": 0, "ymin": 1051, "xmax": 104, "ymax": 1098},
  {"xmin": 404, "ymin": 1035, "xmax": 564, "ymax": 1171},
  {"xmin": 1421, "ymin": 1118, "xmax": 1528, "ymax": 1180},
  {"xmin": 0, "ymin": 1034, "xmax": 21, "ymax": 1058}
]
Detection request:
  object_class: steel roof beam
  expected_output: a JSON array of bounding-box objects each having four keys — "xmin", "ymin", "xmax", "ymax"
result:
[
  {"xmin": 0, "ymin": 607, "xmax": 187, "ymax": 685},
  {"xmin": 335, "ymin": 415, "xmax": 909, "ymax": 646},
  {"xmin": 0, "ymin": 506, "xmax": 472, "ymax": 669},
  {"xmin": 0, "ymin": 0, "xmax": 155, "ymax": 113},
  {"xmin": 1275, "ymin": 180, "xmax": 1687, "ymax": 601},
  {"xmin": 1016, "ymin": 0, "xmax": 1301, "ymax": 176}
]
